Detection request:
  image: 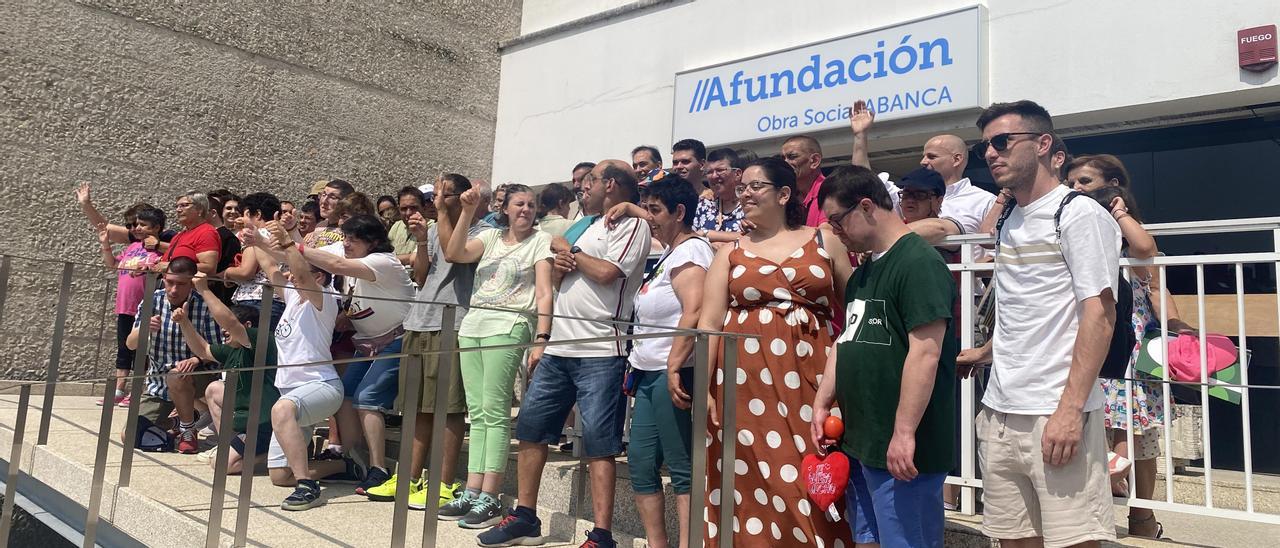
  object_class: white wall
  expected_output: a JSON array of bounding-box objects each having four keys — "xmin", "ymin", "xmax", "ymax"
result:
[
  {"xmin": 519, "ymin": 0, "xmax": 636, "ymax": 35},
  {"xmin": 494, "ymin": 0, "xmax": 1280, "ymax": 185}
]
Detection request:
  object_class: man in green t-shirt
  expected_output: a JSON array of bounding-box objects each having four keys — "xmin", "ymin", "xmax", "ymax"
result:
[
  {"xmin": 812, "ymin": 165, "xmax": 958, "ymax": 547},
  {"xmin": 174, "ymin": 275, "xmax": 280, "ymax": 475}
]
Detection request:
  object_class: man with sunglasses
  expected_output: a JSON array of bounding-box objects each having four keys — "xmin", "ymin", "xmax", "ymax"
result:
[{"xmin": 966, "ymin": 100, "xmax": 1120, "ymax": 548}]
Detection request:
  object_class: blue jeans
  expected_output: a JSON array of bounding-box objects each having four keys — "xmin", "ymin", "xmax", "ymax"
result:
[
  {"xmin": 514, "ymin": 354, "xmax": 626, "ymax": 458},
  {"xmin": 845, "ymin": 457, "xmax": 946, "ymax": 547},
  {"xmin": 342, "ymin": 336, "xmax": 402, "ymax": 411}
]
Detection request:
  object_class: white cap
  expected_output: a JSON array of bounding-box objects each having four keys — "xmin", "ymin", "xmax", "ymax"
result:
[{"xmin": 418, "ymin": 183, "xmax": 435, "ymax": 197}]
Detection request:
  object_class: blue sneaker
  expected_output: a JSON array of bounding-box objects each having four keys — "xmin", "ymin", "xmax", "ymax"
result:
[{"xmin": 476, "ymin": 509, "xmax": 544, "ymax": 547}]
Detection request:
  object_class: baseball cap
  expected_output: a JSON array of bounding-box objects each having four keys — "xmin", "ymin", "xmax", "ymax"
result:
[
  {"xmin": 418, "ymin": 183, "xmax": 436, "ymax": 199},
  {"xmin": 308, "ymin": 180, "xmax": 329, "ymax": 196},
  {"xmin": 899, "ymin": 168, "xmax": 945, "ymax": 196}
]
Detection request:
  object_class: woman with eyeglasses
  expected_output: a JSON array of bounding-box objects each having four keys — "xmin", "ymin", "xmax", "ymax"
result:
[
  {"xmin": 289, "ymin": 213, "xmax": 416, "ymax": 498},
  {"xmin": 696, "ymin": 156, "xmax": 855, "ymax": 546},
  {"xmin": 1070, "ymin": 156, "xmax": 1192, "ymax": 540},
  {"xmin": 436, "ymin": 183, "xmax": 554, "ymax": 528}
]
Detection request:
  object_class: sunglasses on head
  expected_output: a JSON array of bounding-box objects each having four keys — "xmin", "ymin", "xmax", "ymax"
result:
[{"xmin": 972, "ymin": 132, "xmax": 1043, "ymax": 156}]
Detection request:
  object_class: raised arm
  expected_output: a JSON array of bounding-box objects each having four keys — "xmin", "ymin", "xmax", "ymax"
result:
[
  {"xmin": 171, "ymin": 305, "xmax": 215, "ymax": 362},
  {"xmin": 442, "ymin": 189, "xmax": 486, "ymax": 264},
  {"xmin": 406, "ymin": 212, "xmax": 432, "ymax": 288},
  {"xmin": 97, "ymin": 230, "xmax": 118, "ymax": 270},
  {"xmin": 849, "ymin": 100, "xmax": 874, "ymax": 169},
  {"xmin": 261, "ymin": 218, "xmax": 328, "ymax": 311},
  {"xmin": 76, "ymin": 182, "xmax": 132, "ymax": 244},
  {"xmin": 193, "ymin": 275, "xmax": 250, "ymax": 348}
]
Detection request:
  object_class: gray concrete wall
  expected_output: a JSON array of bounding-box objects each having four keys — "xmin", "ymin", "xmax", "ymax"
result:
[{"xmin": 0, "ymin": 0, "xmax": 521, "ymax": 381}]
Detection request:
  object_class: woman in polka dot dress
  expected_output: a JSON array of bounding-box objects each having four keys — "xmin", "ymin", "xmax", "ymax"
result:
[{"xmin": 698, "ymin": 157, "xmax": 854, "ymax": 547}]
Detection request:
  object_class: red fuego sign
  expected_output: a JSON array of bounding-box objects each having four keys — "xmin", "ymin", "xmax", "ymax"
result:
[{"xmin": 1238, "ymin": 25, "xmax": 1277, "ymax": 72}]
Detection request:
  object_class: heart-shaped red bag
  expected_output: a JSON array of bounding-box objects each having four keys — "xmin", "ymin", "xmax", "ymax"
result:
[{"xmin": 802, "ymin": 451, "xmax": 850, "ymax": 513}]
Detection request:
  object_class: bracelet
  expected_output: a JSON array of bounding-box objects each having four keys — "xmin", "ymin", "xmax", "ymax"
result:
[
  {"xmin": 535, "ymin": 333, "xmax": 551, "ymax": 341},
  {"xmin": 297, "ymin": 242, "xmax": 305, "ymax": 254}
]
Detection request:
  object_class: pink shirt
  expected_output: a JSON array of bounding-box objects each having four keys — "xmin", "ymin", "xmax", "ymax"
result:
[
  {"xmin": 115, "ymin": 242, "xmax": 160, "ymax": 315},
  {"xmin": 803, "ymin": 172, "xmax": 828, "ymax": 227}
]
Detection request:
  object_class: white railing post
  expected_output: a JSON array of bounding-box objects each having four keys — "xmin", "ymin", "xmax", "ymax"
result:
[
  {"xmin": 1195, "ymin": 264, "xmax": 1213, "ymax": 508},
  {"xmin": 958, "ymin": 242, "xmax": 977, "ymax": 515},
  {"xmin": 1234, "ymin": 263, "xmax": 1254, "ymax": 513}
]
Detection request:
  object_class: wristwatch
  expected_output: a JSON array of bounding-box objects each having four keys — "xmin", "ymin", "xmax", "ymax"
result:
[
  {"xmin": 569, "ymin": 245, "xmax": 582, "ymax": 255},
  {"xmin": 535, "ymin": 333, "xmax": 552, "ymax": 341}
]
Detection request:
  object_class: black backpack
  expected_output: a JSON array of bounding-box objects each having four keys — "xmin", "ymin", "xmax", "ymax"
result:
[{"xmin": 995, "ymin": 191, "xmax": 1135, "ymax": 380}]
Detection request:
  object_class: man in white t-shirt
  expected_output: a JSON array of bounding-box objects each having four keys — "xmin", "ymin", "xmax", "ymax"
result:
[
  {"xmin": 481, "ymin": 160, "xmax": 651, "ymax": 548},
  {"xmin": 963, "ymin": 100, "xmax": 1121, "ymax": 547}
]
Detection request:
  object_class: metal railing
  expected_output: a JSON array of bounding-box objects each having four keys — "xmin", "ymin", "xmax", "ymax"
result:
[
  {"xmin": 0, "ymin": 253, "xmax": 749, "ymax": 547},
  {"xmin": 0, "ymin": 215, "xmax": 1276, "ymax": 546},
  {"xmin": 944, "ymin": 216, "xmax": 1280, "ymax": 527}
]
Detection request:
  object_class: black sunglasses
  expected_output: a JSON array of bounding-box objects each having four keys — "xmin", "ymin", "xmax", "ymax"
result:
[{"xmin": 972, "ymin": 132, "xmax": 1043, "ymax": 156}]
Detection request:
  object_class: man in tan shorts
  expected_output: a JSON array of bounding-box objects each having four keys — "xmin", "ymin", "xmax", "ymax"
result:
[{"xmin": 961, "ymin": 100, "xmax": 1121, "ymax": 547}]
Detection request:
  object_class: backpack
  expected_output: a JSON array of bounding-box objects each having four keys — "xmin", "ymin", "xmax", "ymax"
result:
[
  {"xmin": 135, "ymin": 415, "xmax": 175, "ymax": 452},
  {"xmin": 995, "ymin": 191, "xmax": 1136, "ymax": 380}
]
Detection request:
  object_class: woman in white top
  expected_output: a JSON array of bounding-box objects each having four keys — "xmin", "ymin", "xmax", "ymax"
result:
[
  {"xmin": 606, "ymin": 176, "xmax": 713, "ymax": 548},
  {"xmin": 292, "ymin": 213, "xmax": 417, "ymax": 496},
  {"xmin": 243, "ymin": 220, "xmax": 354, "ymax": 510},
  {"xmin": 436, "ymin": 183, "xmax": 554, "ymax": 527}
]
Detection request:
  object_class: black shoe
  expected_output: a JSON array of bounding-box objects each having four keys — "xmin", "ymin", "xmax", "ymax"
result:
[
  {"xmin": 355, "ymin": 466, "xmax": 390, "ymax": 496},
  {"xmin": 559, "ymin": 441, "xmax": 574, "ymax": 454},
  {"xmin": 281, "ymin": 480, "xmax": 321, "ymax": 511},
  {"xmin": 459, "ymin": 495, "xmax": 504, "ymax": 529},
  {"xmin": 321, "ymin": 456, "xmax": 365, "ymax": 484}
]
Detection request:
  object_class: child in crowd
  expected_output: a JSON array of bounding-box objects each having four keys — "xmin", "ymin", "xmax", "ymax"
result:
[{"xmin": 97, "ymin": 206, "xmax": 166, "ymax": 406}]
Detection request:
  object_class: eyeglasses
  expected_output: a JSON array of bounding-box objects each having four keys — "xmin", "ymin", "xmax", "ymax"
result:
[
  {"xmin": 708, "ymin": 167, "xmax": 739, "ymax": 177},
  {"xmin": 175, "ymin": 202, "xmax": 193, "ymax": 210},
  {"xmin": 734, "ymin": 181, "xmax": 777, "ymax": 196},
  {"xmin": 827, "ymin": 207, "xmax": 854, "ymax": 226},
  {"xmin": 972, "ymin": 132, "xmax": 1043, "ymax": 156},
  {"xmin": 897, "ymin": 190, "xmax": 938, "ymax": 201}
]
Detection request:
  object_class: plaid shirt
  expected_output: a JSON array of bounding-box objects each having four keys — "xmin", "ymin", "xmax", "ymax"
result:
[{"xmin": 133, "ymin": 289, "xmax": 223, "ymax": 401}]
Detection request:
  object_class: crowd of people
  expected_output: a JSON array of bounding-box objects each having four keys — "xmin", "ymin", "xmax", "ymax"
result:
[{"xmin": 75, "ymin": 97, "xmax": 1190, "ymax": 548}]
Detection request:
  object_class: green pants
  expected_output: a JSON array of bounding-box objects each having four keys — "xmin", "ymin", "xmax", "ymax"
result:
[{"xmin": 458, "ymin": 323, "xmax": 529, "ymax": 474}]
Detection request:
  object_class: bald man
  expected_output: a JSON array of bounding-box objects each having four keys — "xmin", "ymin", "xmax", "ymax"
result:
[
  {"xmin": 781, "ymin": 135, "xmax": 830, "ymax": 227},
  {"xmin": 849, "ymin": 102, "xmax": 995, "ymax": 234}
]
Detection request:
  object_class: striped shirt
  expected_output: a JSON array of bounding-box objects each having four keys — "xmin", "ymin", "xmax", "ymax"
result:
[
  {"xmin": 133, "ymin": 289, "xmax": 224, "ymax": 401},
  {"xmin": 546, "ymin": 216, "xmax": 652, "ymax": 357}
]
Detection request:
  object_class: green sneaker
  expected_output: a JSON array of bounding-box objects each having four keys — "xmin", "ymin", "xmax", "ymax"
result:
[
  {"xmin": 366, "ymin": 473, "xmax": 420, "ymax": 502},
  {"xmin": 409, "ymin": 480, "xmax": 460, "ymax": 511}
]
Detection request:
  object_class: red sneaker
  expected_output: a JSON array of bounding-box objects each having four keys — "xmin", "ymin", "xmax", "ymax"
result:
[{"xmin": 177, "ymin": 430, "xmax": 199, "ymax": 454}]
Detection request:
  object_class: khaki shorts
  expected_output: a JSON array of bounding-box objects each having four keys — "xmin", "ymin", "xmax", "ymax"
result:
[
  {"xmin": 977, "ymin": 406, "xmax": 1116, "ymax": 548},
  {"xmin": 395, "ymin": 330, "xmax": 466, "ymax": 415}
]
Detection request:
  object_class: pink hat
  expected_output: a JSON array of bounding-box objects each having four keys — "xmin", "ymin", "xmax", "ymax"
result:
[{"xmin": 1168, "ymin": 334, "xmax": 1237, "ymax": 382}]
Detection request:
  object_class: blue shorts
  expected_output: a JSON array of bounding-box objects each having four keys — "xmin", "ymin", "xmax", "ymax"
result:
[
  {"xmin": 845, "ymin": 457, "xmax": 946, "ymax": 547},
  {"xmin": 514, "ymin": 354, "xmax": 627, "ymax": 458},
  {"xmin": 342, "ymin": 336, "xmax": 402, "ymax": 411}
]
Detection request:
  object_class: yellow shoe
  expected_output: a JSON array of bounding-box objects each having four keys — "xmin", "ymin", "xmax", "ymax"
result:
[
  {"xmin": 408, "ymin": 480, "xmax": 460, "ymax": 511},
  {"xmin": 366, "ymin": 473, "xmax": 418, "ymax": 502}
]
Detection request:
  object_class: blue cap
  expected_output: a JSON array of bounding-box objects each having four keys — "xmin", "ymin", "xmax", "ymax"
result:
[{"xmin": 899, "ymin": 167, "xmax": 945, "ymax": 196}]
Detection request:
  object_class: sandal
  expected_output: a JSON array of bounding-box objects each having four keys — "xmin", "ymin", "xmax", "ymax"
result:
[{"xmin": 1128, "ymin": 514, "xmax": 1164, "ymax": 539}]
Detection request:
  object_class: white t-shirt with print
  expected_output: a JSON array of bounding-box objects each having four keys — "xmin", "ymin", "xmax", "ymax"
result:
[
  {"xmin": 547, "ymin": 217, "xmax": 652, "ymax": 358},
  {"xmin": 985, "ymin": 184, "xmax": 1120, "ymax": 415},
  {"xmin": 344, "ymin": 252, "xmax": 415, "ymax": 338},
  {"xmin": 274, "ymin": 285, "xmax": 341, "ymax": 389},
  {"xmin": 629, "ymin": 238, "xmax": 714, "ymax": 371},
  {"xmin": 458, "ymin": 229, "xmax": 554, "ymax": 339}
]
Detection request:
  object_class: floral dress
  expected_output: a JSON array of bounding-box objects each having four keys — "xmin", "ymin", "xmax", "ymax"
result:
[
  {"xmin": 705, "ymin": 232, "xmax": 853, "ymax": 548},
  {"xmin": 1100, "ymin": 273, "xmax": 1165, "ymax": 433}
]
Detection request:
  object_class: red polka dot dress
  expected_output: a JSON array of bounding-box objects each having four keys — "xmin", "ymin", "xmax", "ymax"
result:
[{"xmin": 705, "ymin": 232, "xmax": 853, "ymax": 548}]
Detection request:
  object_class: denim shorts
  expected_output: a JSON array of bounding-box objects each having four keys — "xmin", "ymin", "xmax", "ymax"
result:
[
  {"xmin": 845, "ymin": 457, "xmax": 946, "ymax": 547},
  {"xmin": 341, "ymin": 336, "xmax": 402, "ymax": 411},
  {"xmin": 514, "ymin": 354, "xmax": 627, "ymax": 458}
]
